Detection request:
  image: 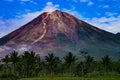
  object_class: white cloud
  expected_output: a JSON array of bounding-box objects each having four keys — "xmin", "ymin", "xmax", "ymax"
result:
[
  {"xmin": 103, "ymin": 5, "xmax": 109, "ymax": 8},
  {"xmin": 80, "ymin": 0, "xmax": 94, "ymax": 6},
  {"xmin": 105, "ymin": 12, "xmax": 118, "ymax": 17},
  {"xmin": 43, "ymin": 2, "xmax": 59, "ymax": 12},
  {"xmin": 0, "ymin": 20, "xmax": 10, "ymax": 37},
  {"xmin": 80, "ymin": 0, "xmax": 88, "ymax": 2},
  {"xmin": 88, "ymin": 1, "xmax": 94, "ymax": 6},
  {"xmin": 20, "ymin": 0, "xmax": 32, "ymax": 2},
  {"xmin": 63, "ymin": 8, "xmax": 83, "ymax": 19},
  {"xmin": 0, "ymin": 46, "xmax": 11, "ymax": 52},
  {"xmin": 17, "ymin": 44, "xmax": 31, "ymax": 51},
  {"xmin": 84, "ymin": 16, "xmax": 120, "ymax": 33},
  {"xmin": 20, "ymin": 0, "xmax": 37, "ymax": 4}
]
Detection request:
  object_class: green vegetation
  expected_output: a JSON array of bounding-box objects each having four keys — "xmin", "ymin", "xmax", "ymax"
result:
[
  {"xmin": 20, "ymin": 76, "xmax": 120, "ymax": 80},
  {"xmin": 0, "ymin": 51, "xmax": 120, "ymax": 80}
]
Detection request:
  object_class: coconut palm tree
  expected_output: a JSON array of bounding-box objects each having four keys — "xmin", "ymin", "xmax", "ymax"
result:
[
  {"xmin": 64, "ymin": 52, "xmax": 77, "ymax": 73},
  {"xmin": 21, "ymin": 51, "xmax": 37, "ymax": 77},
  {"xmin": 75, "ymin": 61, "xmax": 87, "ymax": 76},
  {"xmin": 45, "ymin": 53, "xmax": 61, "ymax": 75},
  {"xmin": 85, "ymin": 55, "xmax": 94, "ymax": 75},
  {"xmin": 2, "ymin": 55, "xmax": 10, "ymax": 64},
  {"xmin": 34, "ymin": 55, "xmax": 42, "ymax": 76},
  {"xmin": 75, "ymin": 51, "xmax": 93, "ymax": 76},
  {"xmin": 21, "ymin": 51, "xmax": 31, "ymax": 77},
  {"xmin": 2, "ymin": 55, "xmax": 10, "ymax": 77},
  {"xmin": 9, "ymin": 51, "xmax": 19, "ymax": 74},
  {"xmin": 102, "ymin": 55, "xmax": 111, "ymax": 73},
  {"xmin": 85, "ymin": 55, "xmax": 94, "ymax": 68}
]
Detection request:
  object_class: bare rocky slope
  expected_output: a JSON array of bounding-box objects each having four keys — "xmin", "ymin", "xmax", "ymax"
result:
[{"xmin": 0, "ymin": 10, "xmax": 120, "ymax": 59}]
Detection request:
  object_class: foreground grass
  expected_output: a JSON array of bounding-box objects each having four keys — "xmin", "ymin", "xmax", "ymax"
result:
[
  {"xmin": 20, "ymin": 77, "xmax": 120, "ymax": 80},
  {"xmin": 1, "ymin": 73, "xmax": 120, "ymax": 80},
  {"xmin": 20, "ymin": 74, "xmax": 120, "ymax": 80}
]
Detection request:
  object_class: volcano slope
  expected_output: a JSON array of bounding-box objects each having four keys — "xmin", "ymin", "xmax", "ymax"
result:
[{"xmin": 0, "ymin": 10, "xmax": 120, "ymax": 59}]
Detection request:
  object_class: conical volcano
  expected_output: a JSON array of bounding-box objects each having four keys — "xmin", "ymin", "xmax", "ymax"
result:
[{"xmin": 0, "ymin": 10, "xmax": 120, "ymax": 58}]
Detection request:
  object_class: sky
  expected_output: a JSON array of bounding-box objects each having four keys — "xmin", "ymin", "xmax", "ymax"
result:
[{"xmin": 0, "ymin": 0, "xmax": 120, "ymax": 38}]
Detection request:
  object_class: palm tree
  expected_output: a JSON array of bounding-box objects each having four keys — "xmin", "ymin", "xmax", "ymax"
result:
[
  {"xmin": 75, "ymin": 54, "xmax": 94, "ymax": 77},
  {"xmin": 76, "ymin": 51, "xmax": 93, "ymax": 76},
  {"xmin": 0, "ymin": 64, "xmax": 3, "ymax": 74},
  {"xmin": 64, "ymin": 52, "xmax": 77, "ymax": 73},
  {"xmin": 102, "ymin": 55, "xmax": 111, "ymax": 73},
  {"xmin": 85, "ymin": 55, "xmax": 94, "ymax": 75},
  {"xmin": 79, "ymin": 51, "xmax": 88, "ymax": 59},
  {"xmin": 45, "ymin": 53, "xmax": 61, "ymax": 75},
  {"xmin": 2, "ymin": 55, "xmax": 10, "ymax": 64},
  {"xmin": 75, "ymin": 61, "xmax": 86, "ymax": 76},
  {"xmin": 21, "ymin": 51, "xmax": 37, "ymax": 77},
  {"xmin": 2, "ymin": 55, "xmax": 10, "ymax": 77},
  {"xmin": 85, "ymin": 55, "xmax": 94, "ymax": 67},
  {"xmin": 9, "ymin": 51, "xmax": 19, "ymax": 74},
  {"xmin": 34, "ymin": 55, "xmax": 42, "ymax": 76},
  {"xmin": 116, "ymin": 59, "xmax": 120, "ymax": 74},
  {"xmin": 22, "ymin": 51, "xmax": 31, "ymax": 77}
]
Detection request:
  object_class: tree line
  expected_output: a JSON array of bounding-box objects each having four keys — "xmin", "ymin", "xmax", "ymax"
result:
[{"xmin": 0, "ymin": 51, "xmax": 120, "ymax": 79}]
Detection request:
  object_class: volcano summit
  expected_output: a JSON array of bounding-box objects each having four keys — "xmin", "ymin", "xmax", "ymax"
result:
[{"xmin": 0, "ymin": 10, "xmax": 120, "ymax": 58}]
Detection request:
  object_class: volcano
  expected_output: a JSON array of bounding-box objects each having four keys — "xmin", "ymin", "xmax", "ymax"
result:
[{"xmin": 0, "ymin": 10, "xmax": 120, "ymax": 59}]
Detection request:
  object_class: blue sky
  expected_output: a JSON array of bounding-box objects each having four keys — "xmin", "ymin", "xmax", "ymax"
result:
[{"xmin": 0, "ymin": 0, "xmax": 120, "ymax": 37}]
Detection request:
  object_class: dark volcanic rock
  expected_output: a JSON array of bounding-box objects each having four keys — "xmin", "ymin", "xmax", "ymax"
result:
[{"xmin": 116, "ymin": 33, "xmax": 120, "ymax": 36}]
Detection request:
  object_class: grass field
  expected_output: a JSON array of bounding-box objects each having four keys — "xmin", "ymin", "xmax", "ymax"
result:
[
  {"xmin": 20, "ymin": 74, "xmax": 120, "ymax": 80},
  {"xmin": 1, "ymin": 73, "xmax": 120, "ymax": 80},
  {"xmin": 21, "ymin": 77, "xmax": 120, "ymax": 80}
]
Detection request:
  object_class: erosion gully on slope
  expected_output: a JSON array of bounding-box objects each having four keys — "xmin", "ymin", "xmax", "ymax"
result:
[{"xmin": 32, "ymin": 12, "xmax": 52, "ymax": 44}]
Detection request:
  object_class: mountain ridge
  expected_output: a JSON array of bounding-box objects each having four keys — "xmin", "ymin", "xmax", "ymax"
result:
[{"xmin": 0, "ymin": 10, "xmax": 120, "ymax": 59}]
